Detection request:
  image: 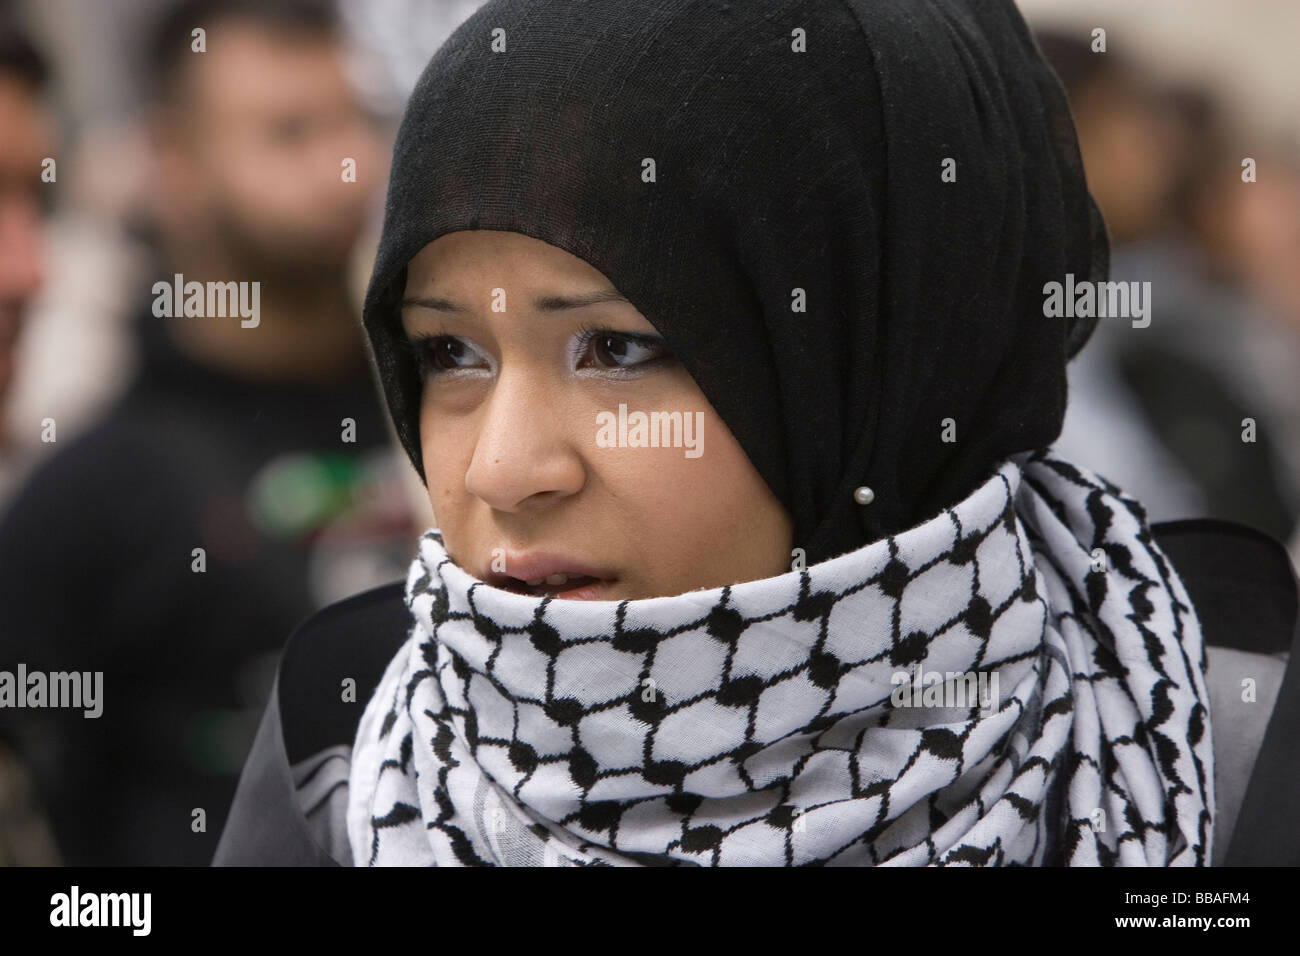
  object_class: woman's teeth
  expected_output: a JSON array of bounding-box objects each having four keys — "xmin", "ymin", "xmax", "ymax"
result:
[
  {"xmin": 500, "ymin": 572, "xmax": 604, "ymax": 596},
  {"xmin": 526, "ymin": 573, "xmax": 575, "ymax": 586}
]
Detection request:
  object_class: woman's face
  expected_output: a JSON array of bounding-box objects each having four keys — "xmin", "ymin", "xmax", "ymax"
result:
[{"xmin": 400, "ymin": 229, "xmax": 793, "ymax": 601}]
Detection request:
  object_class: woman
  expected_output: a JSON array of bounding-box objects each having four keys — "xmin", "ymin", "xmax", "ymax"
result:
[{"xmin": 215, "ymin": 0, "xmax": 1299, "ymax": 866}]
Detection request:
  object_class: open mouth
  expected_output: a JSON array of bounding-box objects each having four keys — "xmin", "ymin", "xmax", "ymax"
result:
[{"xmin": 497, "ymin": 573, "xmax": 611, "ymax": 600}]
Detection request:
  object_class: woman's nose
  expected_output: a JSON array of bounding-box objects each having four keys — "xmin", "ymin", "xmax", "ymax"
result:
[{"xmin": 462, "ymin": 370, "xmax": 586, "ymax": 514}]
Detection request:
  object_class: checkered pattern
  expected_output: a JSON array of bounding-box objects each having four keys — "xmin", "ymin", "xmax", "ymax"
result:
[{"xmin": 346, "ymin": 447, "xmax": 1213, "ymax": 866}]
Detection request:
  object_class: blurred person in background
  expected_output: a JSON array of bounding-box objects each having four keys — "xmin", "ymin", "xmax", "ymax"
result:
[
  {"xmin": 0, "ymin": 4, "xmax": 61, "ymax": 867},
  {"xmin": 1187, "ymin": 140, "xmax": 1300, "ymax": 565},
  {"xmin": 0, "ymin": 0, "xmax": 417, "ymax": 865},
  {"xmin": 0, "ymin": 6, "xmax": 53, "ymax": 508},
  {"xmin": 1039, "ymin": 28, "xmax": 1300, "ymax": 555}
]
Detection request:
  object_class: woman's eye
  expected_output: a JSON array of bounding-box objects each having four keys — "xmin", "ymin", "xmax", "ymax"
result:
[
  {"xmin": 408, "ymin": 335, "xmax": 485, "ymax": 377},
  {"xmin": 579, "ymin": 330, "xmax": 672, "ymax": 372},
  {"xmin": 404, "ymin": 328, "xmax": 673, "ymax": 379}
]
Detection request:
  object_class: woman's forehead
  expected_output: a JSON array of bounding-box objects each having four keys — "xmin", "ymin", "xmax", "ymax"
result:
[{"xmin": 403, "ymin": 231, "xmax": 623, "ymax": 294}]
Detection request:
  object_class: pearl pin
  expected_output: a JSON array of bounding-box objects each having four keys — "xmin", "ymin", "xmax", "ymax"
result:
[{"xmin": 853, "ymin": 486, "xmax": 875, "ymax": 506}]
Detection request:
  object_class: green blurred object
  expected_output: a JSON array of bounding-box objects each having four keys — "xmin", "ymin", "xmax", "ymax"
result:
[{"xmin": 248, "ymin": 452, "xmax": 360, "ymax": 537}]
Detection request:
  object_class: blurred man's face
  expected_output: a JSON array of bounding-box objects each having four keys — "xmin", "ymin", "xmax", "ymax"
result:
[
  {"xmin": 0, "ymin": 75, "xmax": 52, "ymax": 403},
  {"xmin": 1224, "ymin": 164, "xmax": 1300, "ymax": 327},
  {"xmin": 158, "ymin": 21, "xmax": 381, "ymax": 278},
  {"xmin": 1071, "ymin": 74, "xmax": 1181, "ymax": 244}
]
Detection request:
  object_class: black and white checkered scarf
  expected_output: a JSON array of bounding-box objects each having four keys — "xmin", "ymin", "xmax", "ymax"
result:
[{"xmin": 346, "ymin": 448, "xmax": 1214, "ymax": 866}]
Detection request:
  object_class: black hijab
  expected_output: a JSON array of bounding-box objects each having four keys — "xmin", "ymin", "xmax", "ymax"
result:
[{"xmin": 361, "ymin": 0, "xmax": 1107, "ymax": 565}]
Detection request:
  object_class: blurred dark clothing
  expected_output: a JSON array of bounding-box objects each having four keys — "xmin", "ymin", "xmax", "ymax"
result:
[
  {"xmin": 1058, "ymin": 235, "xmax": 1300, "ymax": 545},
  {"xmin": 0, "ymin": 292, "xmax": 408, "ymax": 865},
  {"xmin": 0, "ymin": 742, "xmax": 59, "ymax": 865},
  {"xmin": 1116, "ymin": 338, "xmax": 1296, "ymax": 541}
]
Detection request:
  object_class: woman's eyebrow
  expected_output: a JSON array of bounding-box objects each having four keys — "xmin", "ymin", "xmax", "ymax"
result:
[
  {"xmin": 532, "ymin": 289, "xmax": 631, "ymax": 311},
  {"xmin": 400, "ymin": 289, "xmax": 631, "ymax": 313},
  {"xmin": 400, "ymin": 294, "xmax": 470, "ymax": 314}
]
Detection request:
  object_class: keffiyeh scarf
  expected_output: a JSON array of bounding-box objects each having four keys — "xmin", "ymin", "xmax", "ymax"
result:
[{"xmin": 346, "ymin": 448, "xmax": 1214, "ymax": 866}]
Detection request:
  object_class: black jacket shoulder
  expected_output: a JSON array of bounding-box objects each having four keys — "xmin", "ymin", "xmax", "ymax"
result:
[
  {"xmin": 212, "ymin": 581, "xmax": 409, "ymax": 866},
  {"xmin": 1152, "ymin": 518, "xmax": 1300, "ymax": 865}
]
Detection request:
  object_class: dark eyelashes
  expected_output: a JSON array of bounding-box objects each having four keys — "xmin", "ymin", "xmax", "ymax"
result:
[
  {"xmin": 399, "ymin": 332, "xmax": 434, "ymax": 353},
  {"xmin": 397, "ymin": 331, "xmax": 436, "ymax": 365},
  {"xmin": 398, "ymin": 331, "xmax": 453, "ymax": 380},
  {"xmin": 572, "ymin": 323, "xmax": 674, "ymax": 376},
  {"xmin": 399, "ymin": 325, "xmax": 673, "ymax": 378},
  {"xmin": 570, "ymin": 320, "xmax": 667, "ymax": 351}
]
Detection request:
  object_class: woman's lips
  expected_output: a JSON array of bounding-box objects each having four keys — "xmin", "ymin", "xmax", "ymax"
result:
[
  {"xmin": 549, "ymin": 576, "xmax": 612, "ymax": 600},
  {"xmin": 482, "ymin": 551, "xmax": 617, "ymax": 600},
  {"xmin": 497, "ymin": 574, "xmax": 614, "ymax": 600}
]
